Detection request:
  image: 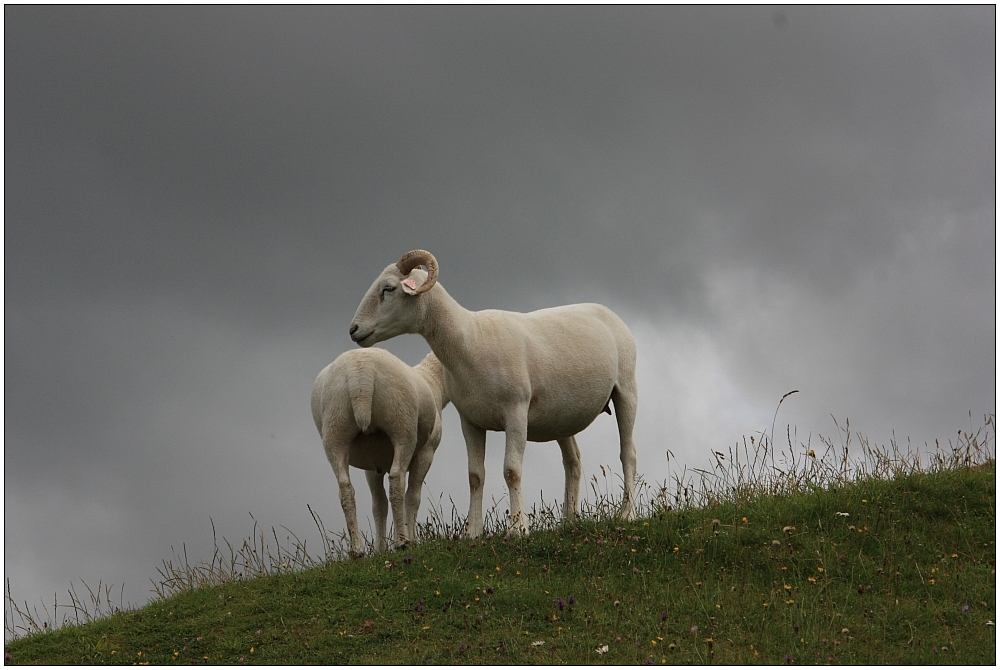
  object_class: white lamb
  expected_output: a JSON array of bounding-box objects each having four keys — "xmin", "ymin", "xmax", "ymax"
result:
[
  {"xmin": 311, "ymin": 347, "xmax": 449, "ymax": 556},
  {"xmin": 349, "ymin": 249, "xmax": 638, "ymax": 537}
]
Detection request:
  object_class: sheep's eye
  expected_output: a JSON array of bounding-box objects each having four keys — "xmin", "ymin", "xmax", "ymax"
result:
[{"xmin": 380, "ymin": 285, "xmax": 396, "ymax": 300}]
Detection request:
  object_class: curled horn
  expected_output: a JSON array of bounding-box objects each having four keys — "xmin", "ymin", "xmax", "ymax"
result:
[{"xmin": 396, "ymin": 249, "xmax": 438, "ymax": 294}]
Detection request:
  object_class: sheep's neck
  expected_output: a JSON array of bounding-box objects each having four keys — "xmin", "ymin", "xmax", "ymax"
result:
[{"xmin": 418, "ymin": 284, "xmax": 477, "ymax": 373}]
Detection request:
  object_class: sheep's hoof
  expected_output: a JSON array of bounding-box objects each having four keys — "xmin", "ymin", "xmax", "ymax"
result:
[{"xmin": 393, "ymin": 540, "xmax": 410, "ymax": 551}]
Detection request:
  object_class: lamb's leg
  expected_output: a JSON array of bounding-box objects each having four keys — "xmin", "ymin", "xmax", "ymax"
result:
[
  {"xmin": 460, "ymin": 415, "xmax": 487, "ymax": 538},
  {"xmin": 365, "ymin": 470, "xmax": 388, "ymax": 553},
  {"xmin": 324, "ymin": 436, "xmax": 365, "ymax": 557},
  {"xmin": 557, "ymin": 435, "xmax": 582, "ymax": 520},
  {"xmin": 503, "ymin": 410, "xmax": 530, "ymax": 537},
  {"xmin": 611, "ymin": 380, "xmax": 638, "ymax": 520}
]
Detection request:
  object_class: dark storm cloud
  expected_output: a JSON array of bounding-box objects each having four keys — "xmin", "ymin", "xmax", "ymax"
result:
[{"xmin": 5, "ymin": 6, "xmax": 994, "ymax": 620}]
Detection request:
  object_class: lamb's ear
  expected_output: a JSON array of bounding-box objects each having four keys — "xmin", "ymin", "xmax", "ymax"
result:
[{"xmin": 400, "ymin": 268, "xmax": 429, "ymax": 295}]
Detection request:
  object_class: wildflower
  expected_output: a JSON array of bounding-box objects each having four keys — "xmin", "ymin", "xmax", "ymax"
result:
[
  {"xmin": 568, "ymin": 596, "xmax": 576, "ymax": 605},
  {"xmin": 239, "ymin": 656, "xmax": 246, "ymax": 663},
  {"xmin": 668, "ymin": 643, "xmax": 676, "ymax": 651},
  {"xmin": 615, "ymin": 636, "xmax": 621, "ymax": 642},
  {"xmin": 531, "ymin": 640, "xmax": 545, "ymax": 647},
  {"xmin": 404, "ymin": 555, "xmax": 413, "ymax": 564},
  {"xmin": 595, "ymin": 645, "xmax": 609, "ymax": 654},
  {"xmin": 643, "ymin": 657, "xmax": 654, "ymax": 665},
  {"xmin": 807, "ymin": 576, "xmax": 817, "ymax": 583},
  {"xmin": 763, "ymin": 602, "xmax": 770, "ymax": 608},
  {"xmin": 660, "ymin": 610, "xmax": 668, "ymax": 622},
  {"xmin": 841, "ymin": 628, "xmax": 849, "ymax": 634},
  {"xmin": 785, "ymin": 654, "xmax": 795, "ymax": 663},
  {"xmin": 422, "ymin": 625, "xmax": 430, "ymax": 631},
  {"xmin": 651, "ymin": 639, "xmax": 657, "ymax": 646},
  {"xmin": 690, "ymin": 626, "xmax": 699, "ymax": 635},
  {"xmin": 786, "ymin": 599, "xmax": 795, "ymax": 605},
  {"xmin": 932, "ymin": 646, "xmax": 939, "ymax": 653},
  {"xmin": 782, "ymin": 526, "xmax": 796, "ymax": 533},
  {"xmin": 196, "ymin": 637, "xmax": 203, "ymax": 642},
  {"xmin": 928, "ymin": 579, "xmax": 935, "ymax": 585},
  {"xmin": 516, "ymin": 570, "xmax": 521, "ymax": 576},
  {"xmin": 987, "ymin": 621, "xmax": 995, "ymax": 627},
  {"xmin": 772, "ymin": 540, "xmax": 782, "ymax": 546},
  {"xmin": 742, "ymin": 517, "xmax": 748, "ymax": 524},
  {"xmin": 784, "ymin": 584, "xmax": 792, "ymax": 591},
  {"xmin": 835, "ymin": 512, "xmax": 849, "ymax": 517},
  {"xmin": 485, "ymin": 587, "xmax": 494, "ymax": 594},
  {"xmin": 807, "ymin": 449, "xmax": 816, "ymax": 457},
  {"xmin": 542, "ymin": 565, "xmax": 549, "ymax": 573},
  {"xmin": 633, "ymin": 567, "xmax": 640, "ymax": 574},
  {"xmin": 556, "ymin": 598, "xmax": 566, "ymax": 611},
  {"xmin": 673, "ymin": 546, "xmax": 679, "ymax": 552}
]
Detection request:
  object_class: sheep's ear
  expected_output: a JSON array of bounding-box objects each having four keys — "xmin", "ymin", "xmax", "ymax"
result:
[{"xmin": 400, "ymin": 268, "xmax": 428, "ymax": 295}]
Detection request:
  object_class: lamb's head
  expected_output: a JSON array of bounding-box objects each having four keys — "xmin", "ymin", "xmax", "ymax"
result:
[{"xmin": 350, "ymin": 249, "xmax": 438, "ymax": 347}]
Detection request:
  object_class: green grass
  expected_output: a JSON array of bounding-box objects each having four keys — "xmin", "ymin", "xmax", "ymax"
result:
[{"xmin": 5, "ymin": 414, "xmax": 996, "ymax": 664}]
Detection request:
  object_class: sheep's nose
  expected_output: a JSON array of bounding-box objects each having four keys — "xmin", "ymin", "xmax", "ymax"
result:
[{"xmin": 349, "ymin": 324, "xmax": 359, "ymax": 337}]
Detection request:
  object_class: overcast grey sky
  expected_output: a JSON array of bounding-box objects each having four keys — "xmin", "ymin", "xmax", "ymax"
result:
[{"xmin": 5, "ymin": 6, "xmax": 995, "ymax": 619}]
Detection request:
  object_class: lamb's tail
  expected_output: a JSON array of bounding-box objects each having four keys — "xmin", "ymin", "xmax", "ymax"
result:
[{"xmin": 347, "ymin": 359, "xmax": 375, "ymax": 432}]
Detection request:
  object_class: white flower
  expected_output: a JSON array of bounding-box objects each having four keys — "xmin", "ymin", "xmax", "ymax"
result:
[
  {"xmin": 531, "ymin": 640, "xmax": 545, "ymax": 647},
  {"xmin": 835, "ymin": 512, "xmax": 850, "ymax": 517},
  {"xmin": 595, "ymin": 645, "xmax": 609, "ymax": 654}
]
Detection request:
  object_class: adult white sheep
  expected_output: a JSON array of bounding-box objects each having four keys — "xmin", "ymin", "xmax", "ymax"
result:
[
  {"xmin": 349, "ymin": 249, "xmax": 638, "ymax": 537},
  {"xmin": 311, "ymin": 348, "xmax": 448, "ymax": 556}
]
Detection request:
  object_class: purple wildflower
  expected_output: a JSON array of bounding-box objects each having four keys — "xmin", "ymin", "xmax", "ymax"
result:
[
  {"xmin": 568, "ymin": 596, "xmax": 576, "ymax": 606},
  {"xmin": 963, "ymin": 605, "xmax": 971, "ymax": 612},
  {"xmin": 556, "ymin": 598, "xmax": 566, "ymax": 611},
  {"xmin": 643, "ymin": 657, "xmax": 654, "ymax": 665},
  {"xmin": 485, "ymin": 587, "xmax": 494, "ymax": 595},
  {"xmin": 403, "ymin": 555, "xmax": 414, "ymax": 564},
  {"xmin": 660, "ymin": 610, "xmax": 668, "ymax": 622}
]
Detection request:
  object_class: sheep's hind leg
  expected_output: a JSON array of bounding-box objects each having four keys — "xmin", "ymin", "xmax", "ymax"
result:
[
  {"xmin": 365, "ymin": 470, "xmax": 388, "ymax": 553},
  {"xmin": 324, "ymin": 437, "xmax": 365, "ymax": 557},
  {"xmin": 388, "ymin": 435, "xmax": 416, "ymax": 550},
  {"xmin": 611, "ymin": 382, "xmax": 638, "ymax": 521},
  {"xmin": 404, "ymin": 418, "xmax": 441, "ymax": 544},
  {"xmin": 461, "ymin": 415, "xmax": 487, "ymax": 538},
  {"xmin": 557, "ymin": 435, "xmax": 582, "ymax": 521}
]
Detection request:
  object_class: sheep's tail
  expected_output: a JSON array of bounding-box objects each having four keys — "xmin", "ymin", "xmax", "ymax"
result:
[{"xmin": 347, "ymin": 359, "xmax": 375, "ymax": 432}]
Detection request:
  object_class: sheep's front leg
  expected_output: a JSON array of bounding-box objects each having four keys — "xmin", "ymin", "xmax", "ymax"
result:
[
  {"xmin": 460, "ymin": 415, "xmax": 487, "ymax": 538},
  {"xmin": 557, "ymin": 435, "xmax": 582, "ymax": 520},
  {"xmin": 364, "ymin": 470, "xmax": 388, "ymax": 553},
  {"xmin": 324, "ymin": 438, "xmax": 365, "ymax": 558},
  {"xmin": 503, "ymin": 410, "xmax": 530, "ymax": 537}
]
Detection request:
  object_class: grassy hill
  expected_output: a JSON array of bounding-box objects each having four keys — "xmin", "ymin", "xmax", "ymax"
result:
[{"xmin": 5, "ymin": 419, "xmax": 996, "ymax": 664}]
